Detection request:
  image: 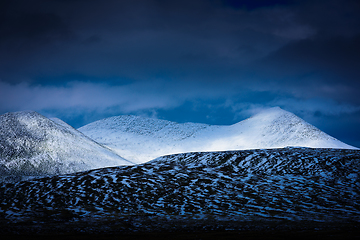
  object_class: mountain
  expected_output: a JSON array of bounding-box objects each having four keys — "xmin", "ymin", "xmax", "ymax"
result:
[
  {"xmin": 0, "ymin": 148, "xmax": 359, "ymax": 234},
  {"xmin": 0, "ymin": 111, "xmax": 133, "ymax": 182},
  {"xmin": 78, "ymin": 107, "xmax": 356, "ymax": 163}
]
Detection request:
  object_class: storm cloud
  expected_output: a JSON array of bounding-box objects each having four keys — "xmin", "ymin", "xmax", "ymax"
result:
[{"xmin": 0, "ymin": 0, "xmax": 359, "ymax": 146}]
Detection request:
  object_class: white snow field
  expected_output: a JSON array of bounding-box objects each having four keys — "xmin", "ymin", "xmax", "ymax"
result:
[
  {"xmin": 0, "ymin": 111, "xmax": 133, "ymax": 181},
  {"xmin": 79, "ymin": 107, "xmax": 356, "ymax": 163}
]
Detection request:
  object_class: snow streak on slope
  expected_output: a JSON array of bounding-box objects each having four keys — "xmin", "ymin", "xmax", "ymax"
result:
[
  {"xmin": 0, "ymin": 148, "xmax": 359, "ymax": 230},
  {"xmin": 79, "ymin": 107, "xmax": 356, "ymax": 163},
  {"xmin": 0, "ymin": 111, "xmax": 133, "ymax": 182}
]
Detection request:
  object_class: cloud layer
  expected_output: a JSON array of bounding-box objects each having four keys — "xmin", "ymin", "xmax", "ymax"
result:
[{"xmin": 0, "ymin": 0, "xmax": 359, "ymax": 146}]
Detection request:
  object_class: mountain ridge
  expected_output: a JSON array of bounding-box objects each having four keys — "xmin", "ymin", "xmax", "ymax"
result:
[
  {"xmin": 0, "ymin": 111, "xmax": 133, "ymax": 182},
  {"xmin": 79, "ymin": 107, "xmax": 356, "ymax": 163}
]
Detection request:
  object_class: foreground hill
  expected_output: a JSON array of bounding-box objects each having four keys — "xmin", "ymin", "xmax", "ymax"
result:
[
  {"xmin": 79, "ymin": 107, "xmax": 355, "ymax": 163},
  {"xmin": 0, "ymin": 148, "xmax": 359, "ymax": 234},
  {"xmin": 0, "ymin": 111, "xmax": 133, "ymax": 182}
]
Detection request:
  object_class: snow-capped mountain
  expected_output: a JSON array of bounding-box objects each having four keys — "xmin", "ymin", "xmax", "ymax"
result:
[
  {"xmin": 0, "ymin": 111, "xmax": 133, "ymax": 182},
  {"xmin": 1, "ymin": 148, "xmax": 359, "ymax": 234},
  {"xmin": 79, "ymin": 107, "xmax": 356, "ymax": 163}
]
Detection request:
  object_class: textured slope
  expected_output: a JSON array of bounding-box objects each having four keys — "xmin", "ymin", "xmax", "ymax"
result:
[
  {"xmin": 0, "ymin": 111, "xmax": 133, "ymax": 182},
  {"xmin": 0, "ymin": 148, "xmax": 359, "ymax": 233},
  {"xmin": 79, "ymin": 107, "xmax": 356, "ymax": 163}
]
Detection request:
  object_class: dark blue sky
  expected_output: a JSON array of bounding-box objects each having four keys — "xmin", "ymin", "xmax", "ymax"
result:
[{"xmin": 0, "ymin": 0, "xmax": 359, "ymax": 147}]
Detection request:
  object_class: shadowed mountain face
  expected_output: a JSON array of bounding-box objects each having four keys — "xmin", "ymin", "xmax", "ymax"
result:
[
  {"xmin": 0, "ymin": 111, "xmax": 133, "ymax": 182},
  {"xmin": 79, "ymin": 107, "xmax": 356, "ymax": 163},
  {"xmin": 1, "ymin": 148, "xmax": 359, "ymax": 233}
]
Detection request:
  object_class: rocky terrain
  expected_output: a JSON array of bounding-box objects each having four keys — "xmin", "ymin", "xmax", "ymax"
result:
[{"xmin": 0, "ymin": 148, "xmax": 359, "ymax": 235}]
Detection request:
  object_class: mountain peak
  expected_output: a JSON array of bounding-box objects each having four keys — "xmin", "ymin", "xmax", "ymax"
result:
[
  {"xmin": 250, "ymin": 107, "xmax": 294, "ymax": 118},
  {"xmin": 1, "ymin": 110, "xmax": 41, "ymax": 120},
  {"xmin": 79, "ymin": 109, "xmax": 356, "ymax": 163},
  {"xmin": 0, "ymin": 111, "xmax": 133, "ymax": 182}
]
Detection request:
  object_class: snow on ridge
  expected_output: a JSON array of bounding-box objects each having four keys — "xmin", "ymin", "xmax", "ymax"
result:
[
  {"xmin": 1, "ymin": 148, "xmax": 359, "ymax": 225},
  {"xmin": 80, "ymin": 114, "xmax": 211, "ymax": 138},
  {"xmin": 79, "ymin": 107, "xmax": 357, "ymax": 164},
  {"xmin": 0, "ymin": 111, "xmax": 133, "ymax": 182}
]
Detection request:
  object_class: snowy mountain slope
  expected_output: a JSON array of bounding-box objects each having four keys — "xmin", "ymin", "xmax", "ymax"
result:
[
  {"xmin": 152, "ymin": 147, "xmax": 360, "ymax": 178},
  {"xmin": 0, "ymin": 111, "xmax": 133, "ymax": 182},
  {"xmin": 79, "ymin": 107, "xmax": 356, "ymax": 163},
  {"xmin": 0, "ymin": 148, "xmax": 359, "ymax": 233}
]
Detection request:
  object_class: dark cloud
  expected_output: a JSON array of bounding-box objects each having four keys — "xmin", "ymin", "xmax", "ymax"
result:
[
  {"xmin": 0, "ymin": 0, "xmax": 359, "ymax": 147},
  {"xmin": 295, "ymin": 0, "xmax": 360, "ymax": 38},
  {"xmin": 222, "ymin": 0, "xmax": 295, "ymax": 10},
  {"xmin": 253, "ymin": 35, "xmax": 360, "ymax": 103},
  {"xmin": 0, "ymin": 13, "xmax": 69, "ymax": 40},
  {"xmin": 0, "ymin": 0, "xmax": 312, "ymax": 83}
]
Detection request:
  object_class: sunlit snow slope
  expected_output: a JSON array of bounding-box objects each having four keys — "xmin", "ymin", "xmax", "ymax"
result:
[
  {"xmin": 79, "ymin": 107, "xmax": 356, "ymax": 163},
  {"xmin": 0, "ymin": 111, "xmax": 133, "ymax": 182}
]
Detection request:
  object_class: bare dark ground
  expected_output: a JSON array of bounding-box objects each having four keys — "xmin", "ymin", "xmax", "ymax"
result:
[
  {"xmin": 2, "ymin": 230, "xmax": 360, "ymax": 240},
  {"xmin": 1, "ymin": 219, "xmax": 360, "ymax": 240}
]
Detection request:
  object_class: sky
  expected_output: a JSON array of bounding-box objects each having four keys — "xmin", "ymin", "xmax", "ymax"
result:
[{"xmin": 0, "ymin": 0, "xmax": 359, "ymax": 147}]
